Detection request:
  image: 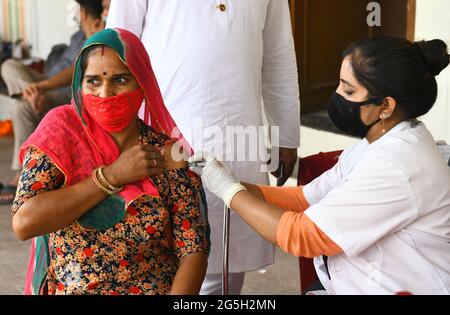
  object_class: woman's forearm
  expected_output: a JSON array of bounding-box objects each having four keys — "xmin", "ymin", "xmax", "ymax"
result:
[
  {"xmin": 245, "ymin": 184, "xmax": 310, "ymax": 214},
  {"xmin": 230, "ymin": 190, "xmax": 285, "ymax": 244},
  {"xmin": 230, "ymin": 187, "xmax": 341, "ymax": 258},
  {"xmin": 170, "ymin": 252, "xmax": 208, "ymax": 295},
  {"xmin": 242, "ymin": 182, "xmax": 265, "ymax": 200},
  {"xmin": 12, "ymin": 176, "xmax": 108, "ymax": 240}
]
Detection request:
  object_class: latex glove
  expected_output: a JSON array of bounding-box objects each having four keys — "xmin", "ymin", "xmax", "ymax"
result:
[{"xmin": 188, "ymin": 152, "xmax": 247, "ymax": 208}]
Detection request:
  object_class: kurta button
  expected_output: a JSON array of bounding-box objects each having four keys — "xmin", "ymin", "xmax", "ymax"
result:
[{"xmin": 218, "ymin": 4, "xmax": 226, "ymax": 12}]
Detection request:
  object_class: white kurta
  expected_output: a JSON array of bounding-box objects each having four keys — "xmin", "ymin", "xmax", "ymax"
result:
[
  {"xmin": 304, "ymin": 121, "xmax": 450, "ymax": 294},
  {"xmin": 107, "ymin": 0, "xmax": 301, "ymax": 273}
]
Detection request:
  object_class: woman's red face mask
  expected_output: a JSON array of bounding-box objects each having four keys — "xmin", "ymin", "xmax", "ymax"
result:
[
  {"xmin": 83, "ymin": 89, "xmax": 145, "ymax": 133},
  {"xmin": 81, "ymin": 46, "xmax": 143, "ymax": 133}
]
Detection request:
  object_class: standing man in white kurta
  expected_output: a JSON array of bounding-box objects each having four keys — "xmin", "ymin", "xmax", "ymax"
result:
[{"xmin": 106, "ymin": 0, "xmax": 300, "ymax": 294}]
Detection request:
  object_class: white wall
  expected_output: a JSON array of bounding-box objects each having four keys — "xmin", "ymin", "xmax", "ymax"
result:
[
  {"xmin": 0, "ymin": 0, "xmax": 7, "ymax": 42},
  {"xmin": 0, "ymin": 0, "xmax": 77, "ymax": 119},
  {"xmin": 25, "ymin": 0, "xmax": 78, "ymax": 59},
  {"xmin": 415, "ymin": 0, "xmax": 450, "ymax": 143},
  {"xmin": 1, "ymin": 0, "xmax": 77, "ymax": 58}
]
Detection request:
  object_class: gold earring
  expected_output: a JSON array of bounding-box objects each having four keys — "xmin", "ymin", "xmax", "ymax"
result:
[{"xmin": 381, "ymin": 113, "xmax": 391, "ymax": 135}]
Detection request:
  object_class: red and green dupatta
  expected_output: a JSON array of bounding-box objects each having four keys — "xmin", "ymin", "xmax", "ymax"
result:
[{"xmin": 22, "ymin": 28, "xmax": 194, "ymax": 295}]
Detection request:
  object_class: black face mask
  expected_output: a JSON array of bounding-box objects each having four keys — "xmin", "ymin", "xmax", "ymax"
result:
[{"xmin": 327, "ymin": 92, "xmax": 383, "ymax": 138}]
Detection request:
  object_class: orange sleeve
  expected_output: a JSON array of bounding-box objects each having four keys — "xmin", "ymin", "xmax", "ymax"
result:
[
  {"xmin": 258, "ymin": 186, "xmax": 309, "ymax": 213},
  {"xmin": 276, "ymin": 211, "xmax": 342, "ymax": 258}
]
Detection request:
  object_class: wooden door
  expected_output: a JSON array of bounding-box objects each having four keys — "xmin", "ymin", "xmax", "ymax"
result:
[
  {"xmin": 369, "ymin": 0, "xmax": 416, "ymax": 41},
  {"xmin": 290, "ymin": 0, "xmax": 416, "ymax": 114}
]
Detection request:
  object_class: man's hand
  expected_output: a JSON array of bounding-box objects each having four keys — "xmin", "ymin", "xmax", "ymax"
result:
[
  {"xmin": 271, "ymin": 147, "xmax": 297, "ymax": 186},
  {"xmin": 31, "ymin": 93, "xmax": 48, "ymax": 114},
  {"xmin": 22, "ymin": 82, "xmax": 49, "ymax": 114},
  {"xmin": 23, "ymin": 82, "xmax": 46, "ymax": 99}
]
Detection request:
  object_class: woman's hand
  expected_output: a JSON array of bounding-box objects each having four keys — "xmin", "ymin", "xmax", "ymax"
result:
[
  {"xmin": 188, "ymin": 152, "xmax": 246, "ymax": 207},
  {"xmin": 104, "ymin": 144, "xmax": 167, "ymax": 187}
]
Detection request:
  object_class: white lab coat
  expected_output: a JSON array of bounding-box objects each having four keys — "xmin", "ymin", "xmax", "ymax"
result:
[
  {"xmin": 304, "ymin": 121, "xmax": 450, "ymax": 294},
  {"xmin": 107, "ymin": 0, "xmax": 301, "ymax": 273}
]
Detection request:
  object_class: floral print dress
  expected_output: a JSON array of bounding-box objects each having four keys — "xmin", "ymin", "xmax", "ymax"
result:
[{"xmin": 12, "ymin": 125, "xmax": 210, "ymax": 295}]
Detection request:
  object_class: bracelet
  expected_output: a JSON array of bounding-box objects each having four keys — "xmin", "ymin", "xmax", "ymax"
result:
[
  {"xmin": 92, "ymin": 168, "xmax": 116, "ymax": 195},
  {"xmin": 97, "ymin": 166, "xmax": 123, "ymax": 193}
]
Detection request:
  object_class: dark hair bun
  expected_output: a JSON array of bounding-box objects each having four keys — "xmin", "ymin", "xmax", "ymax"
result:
[{"xmin": 415, "ymin": 39, "xmax": 450, "ymax": 76}]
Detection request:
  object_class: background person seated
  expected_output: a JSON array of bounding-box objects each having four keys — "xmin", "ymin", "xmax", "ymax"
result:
[{"xmin": 0, "ymin": 0, "xmax": 104, "ymax": 204}]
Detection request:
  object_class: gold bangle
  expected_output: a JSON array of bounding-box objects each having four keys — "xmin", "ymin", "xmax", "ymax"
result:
[
  {"xmin": 92, "ymin": 168, "xmax": 115, "ymax": 195},
  {"xmin": 97, "ymin": 166, "xmax": 123, "ymax": 193}
]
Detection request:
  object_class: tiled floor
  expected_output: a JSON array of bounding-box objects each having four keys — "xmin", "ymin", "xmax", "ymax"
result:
[{"xmin": 0, "ymin": 136, "xmax": 31, "ymax": 295}]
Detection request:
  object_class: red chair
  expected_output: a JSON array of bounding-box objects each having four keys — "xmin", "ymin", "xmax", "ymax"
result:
[{"xmin": 297, "ymin": 150, "xmax": 343, "ymax": 294}]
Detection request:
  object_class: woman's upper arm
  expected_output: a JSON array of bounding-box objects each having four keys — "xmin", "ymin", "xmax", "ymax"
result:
[
  {"xmin": 302, "ymin": 142, "xmax": 368, "ymax": 205},
  {"xmin": 166, "ymin": 168, "xmax": 210, "ymax": 258},
  {"xmin": 162, "ymin": 141, "xmax": 188, "ymax": 171},
  {"xmin": 302, "ymin": 159, "xmax": 343, "ymax": 206},
  {"xmin": 12, "ymin": 147, "xmax": 65, "ymax": 216}
]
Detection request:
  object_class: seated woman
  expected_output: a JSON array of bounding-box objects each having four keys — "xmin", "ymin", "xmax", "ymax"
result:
[
  {"xmin": 11, "ymin": 28, "xmax": 210, "ymax": 295},
  {"xmin": 190, "ymin": 37, "xmax": 450, "ymax": 294}
]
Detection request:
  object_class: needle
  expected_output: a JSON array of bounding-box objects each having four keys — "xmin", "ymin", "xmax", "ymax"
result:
[{"xmin": 188, "ymin": 161, "xmax": 207, "ymax": 168}]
